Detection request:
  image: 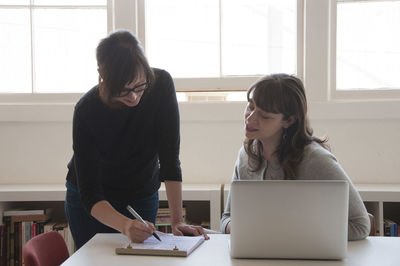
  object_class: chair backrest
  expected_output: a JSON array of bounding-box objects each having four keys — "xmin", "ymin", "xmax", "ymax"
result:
[{"xmin": 23, "ymin": 231, "xmax": 70, "ymax": 266}]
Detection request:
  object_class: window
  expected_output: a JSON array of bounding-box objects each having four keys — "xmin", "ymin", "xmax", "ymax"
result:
[
  {"xmin": 300, "ymin": 0, "xmax": 400, "ymax": 103},
  {"xmin": 336, "ymin": 0, "xmax": 400, "ymax": 91},
  {"xmin": 1, "ymin": 0, "xmax": 399, "ymax": 108},
  {"xmin": 143, "ymin": 0, "xmax": 298, "ymax": 91},
  {"xmin": 145, "ymin": 0, "xmax": 297, "ymax": 78},
  {"xmin": 0, "ymin": 0, "xmax": 297, "ymax": 95},
  {"xmin": 0, "ymin": 0, "xmax": 107, "ymax": 94}
]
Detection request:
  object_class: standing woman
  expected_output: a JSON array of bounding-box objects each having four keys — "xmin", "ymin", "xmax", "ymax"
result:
[
  {"xmin": 221, "ymin": 74, "xmax": 370, "ymax": 241},
  {"xmin": 65, "ymin": 30, "xmax": 206, "ymax": 249}
]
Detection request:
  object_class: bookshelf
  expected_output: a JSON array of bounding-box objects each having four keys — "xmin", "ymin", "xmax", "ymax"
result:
[
  {"xmin": 223, "ymin": 183, "xmax": 400, "ymax": 237},
  {"xmin": 0, "ymin": 184, "xmax": 66, "ymax": 224},
  {"xmin": 2, "ymin": 183, "xmax": 400, "ymax": 236},
  {"xmin": 355, "ymin": 184, "xmax": 400, "ymax": 236},
  {"xmin": 0, "ymin": 183, "xmax": 222, "ymax": 231},
  {"xmin": 158, "ymin": 183, "xmax": 221, "ymax": 231},
  {"xmin": 0, "ymin": 183, "xmax": 221, "ymax": 264}
]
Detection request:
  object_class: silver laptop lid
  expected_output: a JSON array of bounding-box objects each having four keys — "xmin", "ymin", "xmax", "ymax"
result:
[{"xmin": 230, "ymin": 180, "xmax": 349, "ymax": 259}]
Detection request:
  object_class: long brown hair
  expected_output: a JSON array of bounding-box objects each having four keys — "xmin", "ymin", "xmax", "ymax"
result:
[
  {"xmin": 244, "ymin": 73, "xmax": 328, "ymax": 179},
  {"xmin": 96, "ymin": 30, "xmax": 154, "ymax": 107}
]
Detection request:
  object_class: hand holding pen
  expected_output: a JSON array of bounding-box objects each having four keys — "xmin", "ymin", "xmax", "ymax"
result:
[{"xmin": 126, "ymin": 205, "xmax": 161, "ymax": 242}]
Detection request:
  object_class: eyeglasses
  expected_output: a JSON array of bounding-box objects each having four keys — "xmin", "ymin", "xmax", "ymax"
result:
[{"xmin": 115, "ymin": 82, "xmax": 149, "ymax": 97}]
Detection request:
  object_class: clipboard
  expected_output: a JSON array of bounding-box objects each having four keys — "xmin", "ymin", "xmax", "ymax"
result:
[
  {"xmin": 116, "ymin": 246, "xmax": 190, "ymax": 257},
  {"xmin": 115, "ymin": 232, "xmax": 205, "ymax": 257}
]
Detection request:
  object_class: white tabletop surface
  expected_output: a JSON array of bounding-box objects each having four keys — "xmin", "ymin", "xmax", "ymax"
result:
[{"xmin": 61, "ymin": 233, "xmax": 399, "ymax": 266}]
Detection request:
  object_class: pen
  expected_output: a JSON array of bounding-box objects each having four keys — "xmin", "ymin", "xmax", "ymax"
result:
[{"xmin": 126, "ymin": 205, "xmax": 161, "ymax": 241}]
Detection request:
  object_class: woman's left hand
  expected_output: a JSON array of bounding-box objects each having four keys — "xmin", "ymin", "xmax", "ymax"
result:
[{"xmin": 171, "ymin": 222, "xmax": 210, "ymax": 240}]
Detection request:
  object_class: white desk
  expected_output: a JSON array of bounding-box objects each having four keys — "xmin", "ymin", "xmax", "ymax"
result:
[{"xmin": 61, "ymin": 233, "xmax": 400, "ymax": 266}]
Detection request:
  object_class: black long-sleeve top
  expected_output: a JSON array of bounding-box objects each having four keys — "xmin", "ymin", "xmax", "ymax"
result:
[{"xmin": 66, "ymin": 69, "xmax": 182, "ymax": 213}]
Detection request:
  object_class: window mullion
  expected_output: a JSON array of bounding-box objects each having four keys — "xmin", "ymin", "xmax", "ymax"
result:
[
  {"xmin": 329, "ymin": 0, "xmax": 337, "ymax": 101},
  {"xmin": 30, "ymin": 0, "xmax": 35, "ymax": 94},
  {"xmin": 297, "ymin": 0, "xmax": 304, "ymax": 81},
  {"xmin": 137, "ymin": 0, "xmax": 146, "ymax": 50},
  {"xmin": 219, "ymin": 0, "xmax": 223, "ymax": 78},
  {"xmin": 113, "ymin": 0, "xmax": 137, "ymax": 34},
  {"xmin": 107, "ymin": 0, "xmax": 115, "ymax": 32},
  {"xmin": 304, "ymin": 0, "xmax": 330, "ymax": 102}
]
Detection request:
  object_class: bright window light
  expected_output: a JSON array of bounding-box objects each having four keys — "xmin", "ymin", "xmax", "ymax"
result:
[
  {"xmin": 0, "ymin": 8, "xmax": 31, "ymax": 93},
  {"xmin": 221, "ymin": 0, "xmax": 296, "ymax": 76},
  {"xmin": 0, "ymin": 2, "xmax": 106, "ymax": 93},
  {"xmin": 145, "ymin": 0, "xmax": 297, "ymax": 78},
  {"xmin": 33, "ymin": 8, "xmax": 106, "ymax": 93},
  {"xmin": 145, "ymin": 0, "xmax": 220, "ymax": 78},
  {"xmin": 337, "ymin": 1, "xmax": 400, "ymax": 90}
]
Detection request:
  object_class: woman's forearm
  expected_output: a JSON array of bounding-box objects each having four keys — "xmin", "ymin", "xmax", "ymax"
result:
[
  {"xmin": 90, "ymin": 200, "xmax": 131, "ymax": 233},
  {"xmin": 164, "ymin": 181, "xmax": 184, "ymax": 224}
]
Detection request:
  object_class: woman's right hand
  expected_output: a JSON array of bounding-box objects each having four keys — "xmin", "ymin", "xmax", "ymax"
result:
[
  {"xmin": 90, "ymin": 201, "xmax": 156, "ymax": 242},
  {"xmin": 122, "ymin": 219, "xmax": 156, "ymax": 243}
]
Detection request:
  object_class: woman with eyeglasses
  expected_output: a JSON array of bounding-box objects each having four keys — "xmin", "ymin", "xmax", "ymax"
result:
[{"xmin": 64, "ymin": 30, "xmax": 208, "ymax": 249}]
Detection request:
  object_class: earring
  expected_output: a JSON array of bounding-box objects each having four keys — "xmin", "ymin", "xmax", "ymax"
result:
[{"xmin": 282, "ymin": 128, "xmax": 287, "ymax": 140}]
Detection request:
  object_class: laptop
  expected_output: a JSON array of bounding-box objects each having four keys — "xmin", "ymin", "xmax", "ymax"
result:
[{"xmin": 230, "ymin": 180, "xmax": 349, "ymax": 260}]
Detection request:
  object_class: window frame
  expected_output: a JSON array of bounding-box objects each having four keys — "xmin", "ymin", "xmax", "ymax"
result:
[
  {"xmin": 0, "ymin": 0, "xmax": 301, "ymax": 99},
  {"xmin": 0, "ymin": 1, "xmax": 109, "ymax": 99},
  {"xmin": 0, "ymin": 0, "xmax": 399, "ymax": 122},
  {"xmin": 330, "ymin": 0, "xmax": 400, "ymax": 100},
  {"xmin": 136, "ymin": 0, "xmax": 303, "ymax": 92},
  {"xmin": 303, "ymin": 0, "xmax": 400, "ymax": 102}
]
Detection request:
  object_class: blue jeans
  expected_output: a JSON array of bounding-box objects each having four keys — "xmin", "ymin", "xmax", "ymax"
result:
[{"xmin": 64, "ymin": 182, "xmax": 159, "ymax": 249}]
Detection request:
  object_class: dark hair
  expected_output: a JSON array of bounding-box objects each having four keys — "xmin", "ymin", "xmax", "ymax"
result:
[
  {"xmin": 244, "ymin": 73, "xmax": 329, "ymax": 179},
  {"xmin": 96, "ymin": 30, "xmax": 154, "ymax": 106}
]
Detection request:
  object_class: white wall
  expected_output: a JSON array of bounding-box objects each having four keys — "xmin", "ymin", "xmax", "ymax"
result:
[{"xmin": 0, "ymin": 101, "xmax": 399, "ymax": 185}]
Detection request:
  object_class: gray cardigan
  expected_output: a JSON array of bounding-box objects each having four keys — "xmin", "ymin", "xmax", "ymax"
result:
[{"xmin": 221, "ymin": 141, "xmax": 370, "ymax": 241}]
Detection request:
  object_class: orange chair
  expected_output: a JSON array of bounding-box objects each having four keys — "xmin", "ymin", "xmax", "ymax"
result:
[{"xmin": 23, "ymin": 231, "xmax": 70, "ymax": 266}]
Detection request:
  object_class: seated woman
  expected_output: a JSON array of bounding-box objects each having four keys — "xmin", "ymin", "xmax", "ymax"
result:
[{"xmin": 221, "ymin": 74, "xmax": 370, "ymax": 241}]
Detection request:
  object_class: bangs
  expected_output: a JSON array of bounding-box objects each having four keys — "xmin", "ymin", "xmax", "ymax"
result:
[
  {"xmin": 247, "ymin": 80, "xmax": 286, "ymax": 114},
  {"xmin": 121, "ymin": 63, "xmax": 144, "ymax": 87},
  {"xmin": 109, "ymin": 50, "xmax": 143, "ymax": 92},
  {"xmin": 109, "ymin": 49, "xmax": 154, "ymax": 96},
  {"xmin": 101, "ymin": 52, "xmax": 153, "ymax": 97}
]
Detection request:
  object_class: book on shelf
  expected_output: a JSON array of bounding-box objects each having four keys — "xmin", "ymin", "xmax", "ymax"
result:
[
  {"xmin": 200, "ymin": 221, "xmax": 210, "ymax": 229},
  {"xmin": 155, "ymin": 207, "xmax": 187, "ymax": 233},
  {"xmin": 384, "ymin": 219, "xmax": 398, "ymax": 237},
  {"xmin": 155, "ymin": 207, "xmax": 186, "ymax": 224},
  {"xmin": 156, "ymin": 225, "xmax": 172, "ymax": 234},
  {"xmin": 3, "ymin": 209, "xmax": 47, "ymax": 217},
  {"xmin": 1, "ymin": 220, "xmax": 76, "ymax": 266},
  {"xmin": 2, "ymin": 208, "xmax": 54, "ymax": 266},
  {"xmin": 3, "ymin": 208, "xmax": 53, "ymax": 221},
  {"xmin": 0, "ymin": 224, "xmax": 6, "ymax": 266},
  {"xmin": 5, "ymin": 214, "xmax": 51, "ymax": 225}
]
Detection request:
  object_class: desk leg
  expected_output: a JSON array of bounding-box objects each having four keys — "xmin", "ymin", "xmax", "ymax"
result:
[{"xmin": 210, "ymin": 192, "xmax": 221, "ymax": 231}]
